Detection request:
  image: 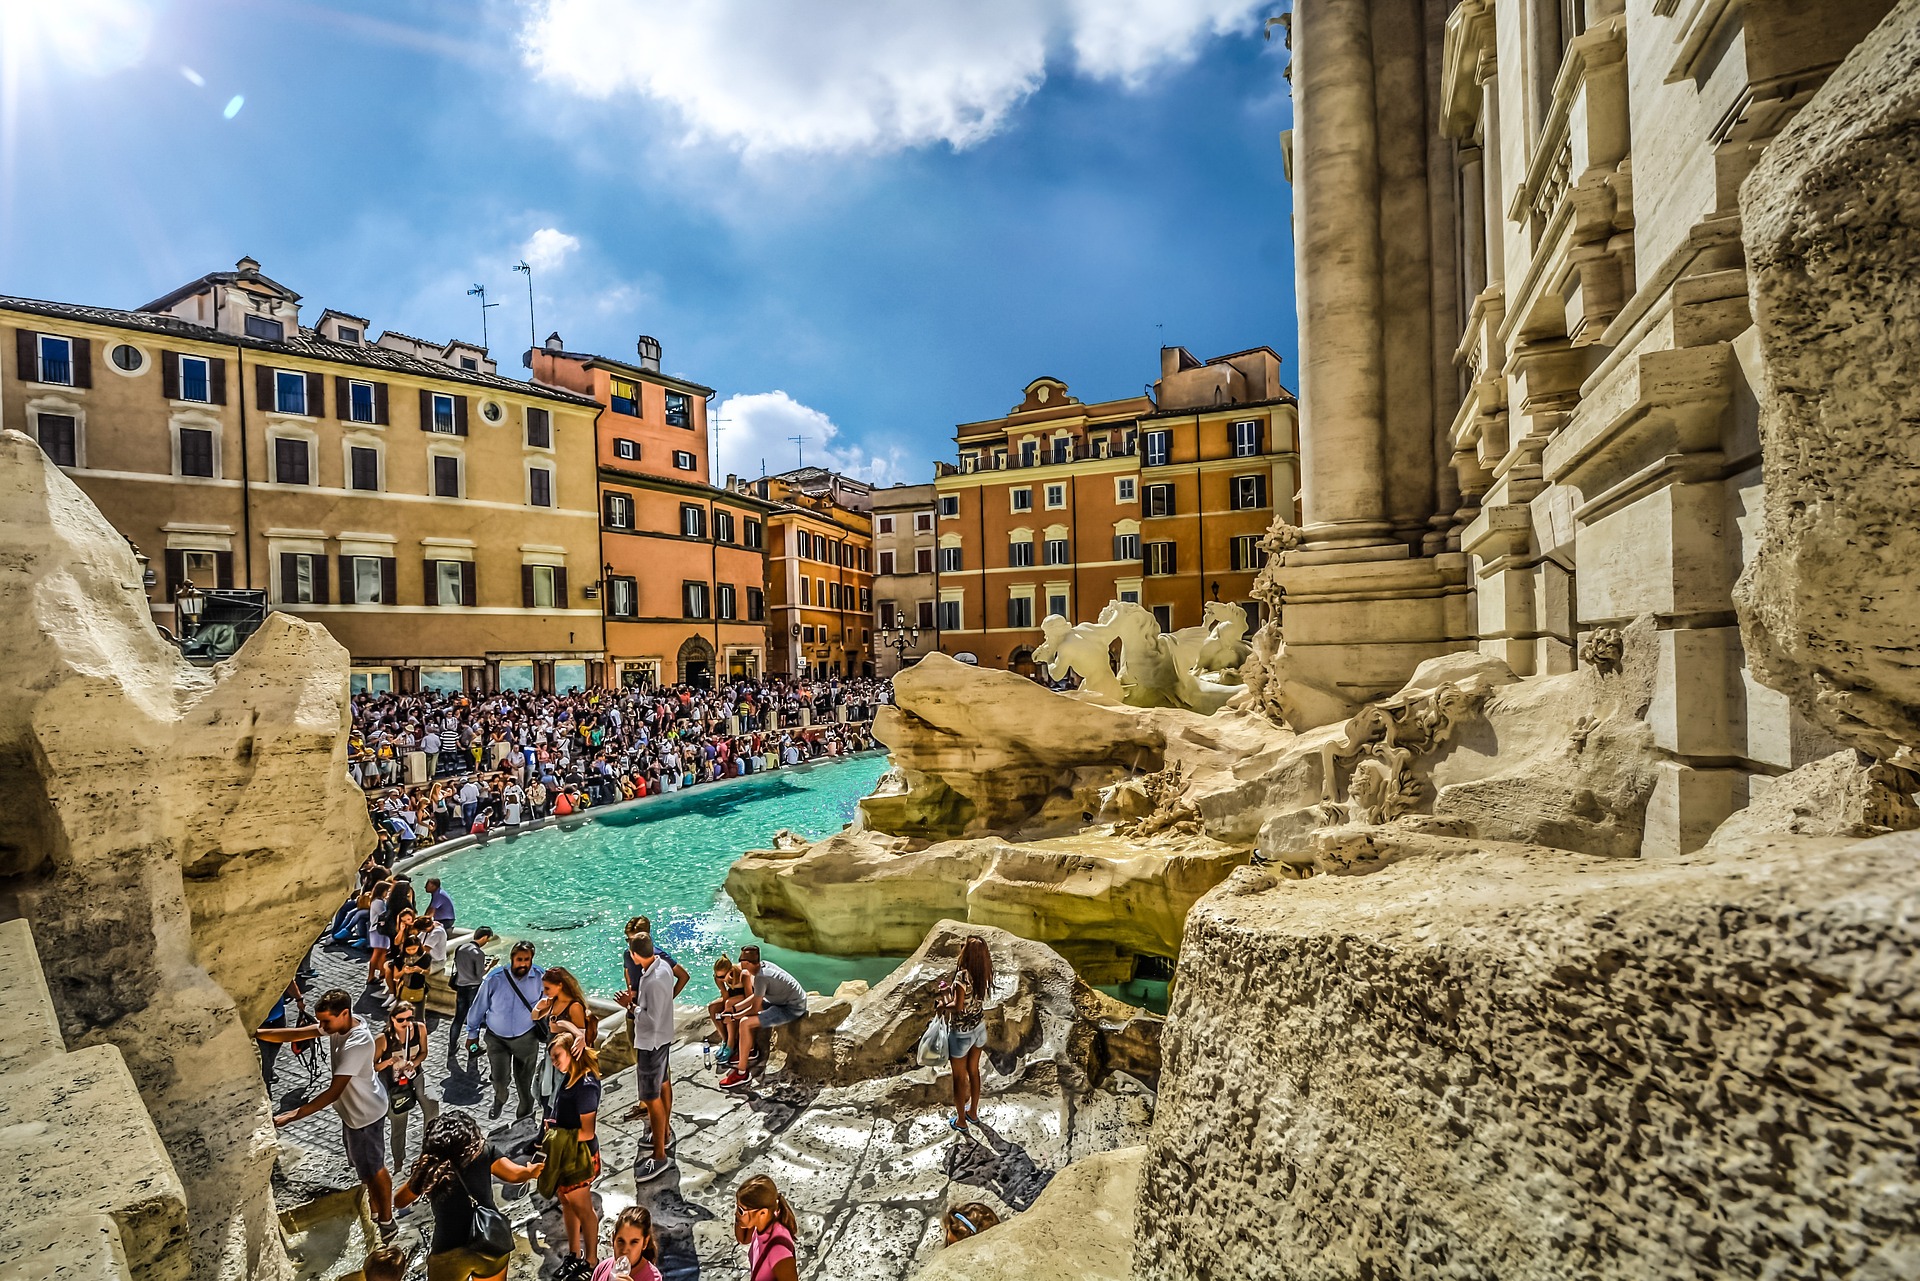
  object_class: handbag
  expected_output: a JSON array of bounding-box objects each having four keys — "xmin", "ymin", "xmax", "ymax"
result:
[
  {"xmin": 505, "ymin": 970, "xmax": 550, "ymax": 1043},
  {"xmin": 916, "ymin": 1013, "xmax": 950, "ymax": 1067},
  {"xmin": 460, "ymin": 1175, "xmax": 514, "ymax": 1257}
]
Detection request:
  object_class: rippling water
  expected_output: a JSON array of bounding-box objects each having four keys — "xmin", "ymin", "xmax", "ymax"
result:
[{"xmin": 419, "ymin": 754, "xmax": 898, "ymax": 1003}]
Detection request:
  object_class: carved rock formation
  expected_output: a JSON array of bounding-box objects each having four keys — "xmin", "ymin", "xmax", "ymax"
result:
[
  {"xmin": 0, "ymin": 432, "xmax": 371, "ymax": 1279},
  {"xmin": 1737, "ymin": 0, "xmax": 1920, "ymax": 759},
  {"xmin": 1706, "ymin": 749, "xmax": 1920, "ymax": 849}
]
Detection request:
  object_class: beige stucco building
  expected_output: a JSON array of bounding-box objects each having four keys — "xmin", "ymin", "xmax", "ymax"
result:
[
  {"xmin": 1275, "ymin": 0, "xmax": 1900, "ymax": 854},
  {"xmin": 869, "ymin": 480, "xmax": 939, "ymax": 675}
]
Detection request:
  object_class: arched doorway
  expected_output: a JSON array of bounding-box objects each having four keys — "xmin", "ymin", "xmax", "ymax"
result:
[{"xmin": 676, "ymin": 635, "xmax": 716, "ymax": 689}]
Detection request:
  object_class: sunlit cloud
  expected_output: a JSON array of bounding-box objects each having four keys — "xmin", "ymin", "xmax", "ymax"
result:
[
  {"xmin": 717, "ymin": 390, "xmax": 905, "ymax": 485},
  {"xmin": 522, "ymin": 227, "xmax": 581, "ymax": 272}
]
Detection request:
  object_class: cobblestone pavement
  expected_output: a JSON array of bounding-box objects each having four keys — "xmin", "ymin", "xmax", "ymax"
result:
[{"xmin": 275, "ymin": 938, "xmax": 1153, "ymax": 1280}]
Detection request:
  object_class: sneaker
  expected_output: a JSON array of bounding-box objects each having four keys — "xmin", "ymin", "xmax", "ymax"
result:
[
  {"xmin": 718, "ymin": 1069, "xmax": 748, "ymax": 1089},
  {"xmin": 374, "ymin": 1218, "xmax": 398, "ymax": 1243},
  {"xmin": 715, "ymin": 1046, "xmax": 735, "ymax": 1065},
  {"xmin": 488, "ymin": 1099, "xmax": 504, "ymax": 1120}
]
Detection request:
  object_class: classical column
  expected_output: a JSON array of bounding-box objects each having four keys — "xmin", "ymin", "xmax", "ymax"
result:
[
  {"xmin": 1293, "ymin": 0, "xmax": 1393, "ymax": 550},
  {"xmin": 1376, "ymin": 0, "xmax": 1437, "ymax": 546}
]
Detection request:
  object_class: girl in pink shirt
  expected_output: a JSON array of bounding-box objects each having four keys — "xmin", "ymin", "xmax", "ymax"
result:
[
  {"xmin": 735, "ymin": 1174, "xmax": 798, "ymax": 1281},
  {"xmin": 589, "ymin": 1205, "xmax": 662, "ymax": 1281}
]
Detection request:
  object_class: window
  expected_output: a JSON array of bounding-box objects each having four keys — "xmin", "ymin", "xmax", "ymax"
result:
[
  {"xmin": 1114, "ymin": 532, "xmax": 1141, "ymax": 560},
  {"xmin": 1051, "ymin": 438, "xmax": 1070, "ymax": 464},
  {"xmin": 672, "ymin": 450, "xmax": 696, "ymax": 471},
  {"xmin": 714, "ymin": 510, "xmax": 735, "ymax": 544},
  {"xmin": 273, "ymin": 369, "xmax": 307, "ymax": 414},
  {"xmin": 745, "ymin": 519, "xmax": 763, "ymax": 549},
  {"xmin": 281, "ymin": 553, "xmax": 319, "ymax": 604},
  {"xmin": 1009, "ymin": 539, "xmax": 1035, "ymax": 568},
  {"xmin": 1116, "ymin": 477, "xmax": 1137, "ymax": 502},
  {"xmin": 939, "ymin": 545, "xmax": 962, "ymax": 572},
  {"xmin": 529, "ymin": 467, "xmax": 553, "ymax": 507},
  {"xmin": 915, "ymin": 511, "xmax": 933, "ymax": 533},
  {"xmin": 877, "ymin": 515, "xmax": 895, "ymax": 534},
  {"xmin": 1043, "ymin": 538, "xmax": 1070, "ymax": 565},
  {"xmin": 1011, "ymin": 488, "xmax": 1033, "ymax": 513},
  {"xmin": 610, "ymin": 378, "xmax": 640, "ymax": 416},
  {"xmin": 939, "ymin": 495, "xmax": 959, "ymax": 517},
  {"xmin": 1048, "ymin": 592, "xmax": 1068, "ymax": 619},
  {"xmin": 605, "ymin": 493, "xmax": 634, "ymax": 529},
  {"xmin": 1143, "ymin": 430, "xmax": 1172, "ymax": 467},
  {"xmin": 480, "ymin": 400, "xmax": 503, "ymax": 424},
  {"xmin": 1008, "ymin": 595, "xmax": 1034, "ymax": 628},
  {"xmin": 36, "ymin": 413, "xmax": 76, "ymax": 466},
  {"xmin": 436, "ymin": 561, "xmax": 466, "ymax": 606},
  {"xmin": 748, "ymin": 588, "xmax": 766, "ymax": 621},
  {"xmin": 683, "ymin": 582, "xmax": 710, "ymax": 619},
  {"xmin": 816, "ymin": 578, "xmax": 827, "ymax": 606},
  {"xmin": 1231, "ymin": 535, "xmax": 1267, "ymax": 572},
  {"xmin": 880, "ymin": 601, "xmax": 898, "ymax": 628},
  {"xmin": 244, "ymin": 314, "xmax": 284, "ymax": 341},
  {"xmin": 1119, "ymin": 588, "xmax": 1141, "ymax": 604},
  {"xmin": 529, "ymin": 564, "xmax": 558, "ymax": 609},
  {"xmin": 878, "ymin": 550, "xmax": 896, "ymax": 575},
  {"xmin": 938, "ymin": 598, "xmax": 961, "ymax": 630},
  {"xmin": 680, "ymin": 504, "xmax": 706, "ymax": 538},
  {"xmin": 1231, "ymin": 420, "xmax": 1261, "ymax": 457},
  {"xmin": 1145, "ymin": 483, "xmax": 1176, "ymax": 517},
  {"xmin": 664, "ymin": 391, "xmax": 691, "ymax": 427},
  {"xmin": 274, "ymin": 437, "xmax": 310, "ymax": 485},
  {"xmin": 178, "ymin": 355, "xmax": 212, "ymax": 403},
  {"xmin": 459, "ymin": 356, "xmax": 478, "ymax": 371},
  {"xmin": 429, "ymin": 392, "xmax": 457, "ymax": 434},
  {"xmin": 802, "ymin": 624, "xmax": 816, "ymax": 643},
  {"xmin": 1231, "ymin": 474, "xmax": 1269, "ymax": 511},
  {"xmin": 1152, "ymin": 604, "xmax": 1174, "ymax": 632},
  {"xmin": 608, "ymin": 577, "xmax": 637, "ymax": 619},
  {"xmin": 829, "ymin": 583, "xmax": 842, "ymax": 609},
  {"xmin": 916, "ymin": 547, "xmax": 934, "ymax": 574},
  {"xmin": 522, "ymin": 407, "xmax": 551, "ymax": 448},
  {"xmin": 1145, "ymin": 541, "xmax": 1178, "ymax": 575},
  {"xmin": 336, "ymin": 325, "xmax": 361, "ymax": 345},
  {"xmin": 1045, "ymin": 483, "xmax": 1066, "ymax": 509},
  {"xmin": 1020, "ymin": 440, "xmax": 1037, "ymax": 467},
  {"xmin": 111, "ymin": 343, "xmax": 142, "ymax": 372},
  {"xmin": 432, "ymin": 454, "xmax": 460, "ymax": 497},
  {"xmin": 346, "ymin": 379, "xmax": 376, "ymax": 423},
  {"xmin": 614, "ymin": 438, "xmax": 639, "ymax": 460},
  {"xmin": 917, "ymin": 600, "xmax": 936, "ymax": 629},
  {"xmin": 350, "ymin": 446, "xmax": 379, "ymax": 491},
  {"xmin": 717, "ymin": 583, "xmax": 737, "ymax": 620},
  {"xmin": 180, "ymin": 550, "xmax": 219, "ymax": 590},
  {"xmin": 179, "ymin": 428, "xmax": 214, "ymax": 478},
  {"xmin": 351, "ymin": 556, "xmax": 384, "ymax": 604}
]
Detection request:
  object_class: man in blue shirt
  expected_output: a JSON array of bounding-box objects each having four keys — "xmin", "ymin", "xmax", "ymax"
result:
[{"xmin": 464, "ymin": 940, "xmax": 544, "ymax": 1121}]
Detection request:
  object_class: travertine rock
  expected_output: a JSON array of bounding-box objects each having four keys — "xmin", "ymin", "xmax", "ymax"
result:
[
  {"xmin": 1738, "ymin": 0, "xmax": 1920, "ymax": 759},
  {"xmin": 1707, "ymin": 749, "xmax": 1920, "ymax": 850},
  {"xmin": 1134, "ymin": 836, "xmax": 1920, "ymax": 1281},
  {"xmin": 912, "ymin": 1145, "xmax": 1143, "ymax": 1281},
  {"xmin": 0, "ymin": 432, "xmax": 370, "ymax": 1279}
]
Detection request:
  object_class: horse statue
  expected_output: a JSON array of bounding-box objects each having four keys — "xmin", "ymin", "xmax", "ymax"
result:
[
  {"xmin": 1098, "ymin": 601, "xmax": 1236, "ymax": 713},
  {"xmin": 1194, "ymin": 602, "xmax": 1252, "ymax": 678}
]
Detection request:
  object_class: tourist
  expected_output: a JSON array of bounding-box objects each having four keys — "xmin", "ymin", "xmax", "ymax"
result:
[
  {"xmin": 459, "ymin": 777, "xmax": 482, "ymax": 830},
  {"xmin": 464, "ymin": 940, "xmax": 544, "ymax": 1121},
  {"xmin": 538, "ymin": 1021, "xmax": 602, "ymax": 1276},
  {"xmin": 377, "ymin": 1004, "xmax": 439, "ymax": 1170},
  {"xmin": 943, "ymin": 1201, "xmax": 1001, "ymax": 1245},
  {"xmin": 734, "ymin": 1173, "xmax": 799, "ymax": 1281},
  {"xmin": 421, "ymin": 726, "xmax": 441, "ymax": 779},
  {"xmin": 614, "ymin": 920, "xmax": 683, "ymax": 1180},
  {"xmin": 447, "ymin": 926, "xmax": 494, "ymax": 1067},
  {"xmin": 366, "ymin": 880, "xmax": 395, "ymax": 990},
  {"xmin": 262, "ymin": 988, "xmax": 397, "ymax": 1241},
  {"xmin": 707, "ymin": 955, "xmax": 749, "ymax": 1067},
  {"xmin": 425, "ymin": 877, "xmax": 456, "ymax": 926},
  {"xmin": 420, "ymin": 912, "xmax": 449, "ymax": 972},
  {"xmin": 360, "ymin": 1244, "xmax": 408, "ymax": 1281},
  {"xmin": 592, "ymin": 1205, "xmax": 662, "ymax": 1281},
  {"xmin": 257, "ymin": 975, "xmax": 307, "ymax": 1091},
  {"xmin": 531, "ymin": 965, "xmax": 595, "ymax": 1114},
  {"xmin": 943, "ymin": 935, "xmax": 994, "ymax": 1135},
  {"xmin": 718, "ymin": 946, "xmax": 808, "ymax": 1089},
  {"xmin": 395, "ymin": 1111, "xmax": 544, "ymax": 1281},
  {"xmin": 386, "ymin": 914, "xmax": 432, "ymax": 1009}
]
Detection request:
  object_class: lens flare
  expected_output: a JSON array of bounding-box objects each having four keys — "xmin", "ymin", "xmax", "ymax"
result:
[
  {"xmin": 223, "ymin": 95, "xmax": 245, "ymax": 119},
  {"xmin": 0, "ymin": 0, "xmax": 158, "ymax": 78}
]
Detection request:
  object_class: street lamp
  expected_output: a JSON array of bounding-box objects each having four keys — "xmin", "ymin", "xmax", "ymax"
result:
[
  {"xmin": 879, "ymin": 620, "xmax": 920, "ymax": 670},
  {"xmin": 175, "ymin": 582, "xmax": 206, "ymax": 637}
]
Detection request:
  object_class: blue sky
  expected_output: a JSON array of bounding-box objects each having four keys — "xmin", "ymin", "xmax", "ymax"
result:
[{"xmin": 0, "ymin": 0, "xmax": 1297, "ymax": 484}]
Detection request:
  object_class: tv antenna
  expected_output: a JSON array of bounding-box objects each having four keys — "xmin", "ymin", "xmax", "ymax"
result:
[
  {"xmin": 466, "ymin": 283, "xmax": 500, "ymax": 350},
  {"xmin": 510, "ymin": 261, "xmax": 536, "ymax": 361},
  {"xmin": 788, "ymin": 434, "xmax": 806, "ymax": 468}
]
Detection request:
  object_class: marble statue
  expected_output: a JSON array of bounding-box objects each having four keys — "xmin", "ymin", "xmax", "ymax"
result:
[{"xmin": 1033, "ymin": 613, "xmax": 1125, "ymax": 701}]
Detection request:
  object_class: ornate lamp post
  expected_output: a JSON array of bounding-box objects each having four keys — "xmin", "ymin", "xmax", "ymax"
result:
[
  {"xmin": 175, "ymin": 582, "xmax": 206, "ymax": 640},
  {"xmin": 879, "ymin": 620, "xmax": 920, "ymax": 673}
]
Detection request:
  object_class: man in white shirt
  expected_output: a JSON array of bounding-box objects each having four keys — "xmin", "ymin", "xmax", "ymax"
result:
[
  {"xmin": 260, "ymin": 988, "xmax": 397, "ymax": 1241},
  {"xmin": 421, "ymin": 728, "xmax": 441, "ymax": 778},
  {"xmin": 458, "ymin": 778, "xmax": 481, "ymax": 830}
]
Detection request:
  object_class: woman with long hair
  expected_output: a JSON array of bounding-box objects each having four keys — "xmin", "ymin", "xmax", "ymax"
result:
[
  {"xmin": 734, "ymin": 1173, "xmax": 799, "ymax": 1281},
  {"xmin": 365, "ymin": 880, "xmax": 395, "ymax": 989},
  {"xmin": 943, "ymin": 935, "xmax": 994, "ymax": 1135},
  {"xmin": 394, "ymin": 1111, "xmax": 542, "ymax": 1281},
  {"xmin": 531, "ymin": 966, "xmax": 594, "ymax": 1114},
  {"xmin": 537, "ymin": 1023, "xmax": 602, "ymax": 1274}
]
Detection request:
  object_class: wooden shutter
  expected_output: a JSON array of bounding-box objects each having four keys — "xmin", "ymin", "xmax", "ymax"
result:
[
  {"xmin": 215, "ymin": 551, "xmax": 234, "ymax": 588},
  {"xmin": 69, "ymin": 337, "xmax": 91, "ymax": 388},
  {"xmin": 380, "ymin": 557, "xmax": 397, "ymax": 606},
  {"xmin": 522, "ymin": 565, "xmax": 535, "ymax": 609},
  {"xmin": 459, "ymin": 561, "xmax": 475, "ymax": 607},
  {"xmin": 209, "ymin": 357, "xmax": 227, "ymax": 405},
  {"xmin": 164, "ymin": 549, "xmax": 186, "ymax": 599},
  {"xmin": 423, "ymin": 559, "xmax": 439, "ymax": 607},
  {"xmin": 418, "ymin": 388, "xmax": 433, "ymax": 431},
  {"xmin": 335, "ymin": 376, "xmax": 352, "ymax": 419},
  {"xmin": 374, "ymin": 381, "xmax": 389, "ymax": 424},
  {"xmin": 280, "ymin": 553, "xmax": 298, "ymax": 604},
  {"xmin": 339, "ymin": 556, "xmax": 354, "ymax": 604},
  {"xmin": 256, "ymin": 365, "xmax": 274, "ymax": 410},
  {"xmin": 306, "ymin": 371, "xmax": 325, "ymax": 417},
  {"xmin": 1254, "ymin": 474, "xmax": 1268, "ymax": 508},
  {"xmin": 313, "ymin": 555, "xmax": 330, "ymax": 604},
  {"xmin": 161, "ymin": 352, "xmax": 180, "ymax": 400},
  {"xmin": 15, "ymin": 329, "xmax": 35, "ymax": 379},
  {"xmin": 453, "ymin": 395, "xmax": 469, "ymax": 436},
  {"xmin": 553, "ymin": 566, "xmax": 568, "ymax": 607},
  {"xmin": 527, "ymin": 406, "xmax": 550, "ymax": 446}
]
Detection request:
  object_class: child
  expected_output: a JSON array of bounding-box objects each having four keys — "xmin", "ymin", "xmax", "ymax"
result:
[
  {"xmin": 359, "ymin": 1243, "xmax": 408, "ymax": 1281},
  {"xmin": 943, "ymin": 1201, "xmax": 1002, "ymax": 1245},
  {"xmin": 734, "ymin": 1174, "xmax": 798, "ymax": 1281},
  {"xmin": 591, "ymin": 1205, "xmax": 663, "ymax": 1280}
]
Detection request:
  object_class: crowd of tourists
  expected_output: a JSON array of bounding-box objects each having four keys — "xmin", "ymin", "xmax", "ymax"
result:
[
  {"xmin": 347, "ymin": 677, "xmax": 889, "ymax": 858},
  {"xmin": 266, "ymin": 866, "xmax": 1001, "ymax": 1281}
]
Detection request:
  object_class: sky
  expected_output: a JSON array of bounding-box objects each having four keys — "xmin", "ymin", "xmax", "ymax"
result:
[{"xmin": 0, "ymin": 0, "xmax": 1297, "ymax": 486}]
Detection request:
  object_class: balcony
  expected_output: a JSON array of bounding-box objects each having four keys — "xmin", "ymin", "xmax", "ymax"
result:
[{"xmin": 957, "ymin": 438, "xmax": 1137, "ymax": 473}]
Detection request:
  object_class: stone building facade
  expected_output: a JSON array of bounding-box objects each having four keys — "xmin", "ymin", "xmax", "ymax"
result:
[
  {"xmin": 1276, "ymin": 0, "xmax": 1899, "ymax": 853},
  {"xmin": 754, "ymin": 472, "xmax": 876, "ymax": 679},
  {"xmin": 869, "ymin": 481, "xmax": 940, "ymax": 675}
]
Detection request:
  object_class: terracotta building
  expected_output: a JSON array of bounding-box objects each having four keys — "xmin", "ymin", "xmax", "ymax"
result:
[
  {"xmin": 527, "ymin": 334, "xmax": 772, "ymax": 687},
  {"xmin": 869, "ymin": 481, "xmax": 940, "ymax": 675},
  {"xmin": 753, "ymin": 469, "xmax": 875, "ymax": 678},
  {"xmin": 1, "ymin": 258, "xmax": 604, "ymax": 694},
  {"xmin": 932, "ymin": 346, "xmax": 1299, "ymax": 671}
]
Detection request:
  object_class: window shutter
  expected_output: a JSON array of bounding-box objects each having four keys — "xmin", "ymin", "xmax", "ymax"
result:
[
  {"xmin": 528, "ymin": 407, "xmax": 550, "ymax": 446},
  {"xmin": 314, "ymin": 555, "xmax": 330, "ymax": 604},
  {"xmin": 374, "ymin": 381, "xmax": 389, "ymax": 424},
  {"xmin": 209, "ymin": 357, "xmax": 227, "ymax": 405},
  {"xmin": 15, "ymin": 329, "xmax": 35, "ymax": 379},
  {"xmin": 306, "ymin": 371, "xmax": 325, "ymax": 417},
  {"xmin": 164, "ymin": 549, "xmax": 186, "ymax": 599},
  {"xmin": 335, "ymin": 376, "xmax": 351, "ymax": 419},
  {"xmin": 522, "ymin": 565, "xmax": 535, "ymax": 609},
  {"xmin": 423, "ymin": 559, "xmax": 439, "ymax": 607},
  {"xmin": 69, "ymin": 337, "xmax": 91, "ymax": 388},
  {"xmin": 1255, "ymin": 474, "xmax": 1268, "ymax": 508},
  {"xmin": 380, "ymin": 557, "xmax": 397, "ymax": 606},
  {"xmin": 453, "ymin": 395, "xmax": 469, "ymax": 436},
  {"xmin": 256, "ymin": 366, "xmax": 274, "ymax": 411},
  {"xmin": 603, "ymin": 493, "xmax": 615, "ymax": 526},
  {"xmin": 215, "ymin": 551, "xmax": 234, "ymax": 588},
  {"xmin": 280, "ymin": 553, "xmax": 297, "ymax": 604},
  {"xmin": 339, "ymin": 556, "xmax": 354, "ymax": 603},
  {"xmin": 460, "ymin": 561, "xmax": 476, "ymax": 607},
  {"xmin": 419, "ymin": 388, "xmax": 433, "ymax": 431},
  {"xmin": 161, "ymin": 352, "xmax": 180, "ymax": 400},
  {"xmin": 553, "ymin": 566, "xmax": 567, "ymax": 605}
]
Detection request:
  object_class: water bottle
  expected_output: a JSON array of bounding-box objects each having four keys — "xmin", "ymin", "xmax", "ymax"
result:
[
  {"xmin": 613, "ymin": 1260, "xmax": 633, "ymax": 1279},
  {"xmin": 702, "ymin": 1043, "xmax": 712, "ymax": 1070}
]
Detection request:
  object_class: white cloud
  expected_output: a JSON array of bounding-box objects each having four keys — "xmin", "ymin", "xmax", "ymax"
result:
[
  {"xmin": 715, "ymin": 391, "xmax": 905, "ymax": 486},
  {"xmin": 522, "ymin": 227, "xmax": 582, "ymax": 272},
  {"xmin": 516, "ymin": 0, "xmax": 1264, "ymax": 156}
]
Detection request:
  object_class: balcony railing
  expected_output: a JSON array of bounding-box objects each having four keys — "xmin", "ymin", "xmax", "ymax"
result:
[{"xmin": 958, "ymin": 439, "xmax": 1138, "ymax": 473}]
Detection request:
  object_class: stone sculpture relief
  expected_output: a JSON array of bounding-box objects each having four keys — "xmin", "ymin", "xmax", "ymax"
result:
[
  {"xmin": 1033, "ymin": 613, "xmax": 1127, "ymax": 701},
  {"xmin": 1033, "ymin": 599, "xmax": 1246, "ymax": 714},
  {"xmin": 1317, "ymin": 682, "xmax": 1479, "ymax": 826},
  {"xmin": 1579, "ymin": 626, "xmax": 1625, "ymax": 673}
]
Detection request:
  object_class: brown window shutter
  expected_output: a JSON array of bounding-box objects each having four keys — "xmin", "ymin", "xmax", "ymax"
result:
[
  {"xmin": 15, "ymin": 329, "xmax": 35, "ymax": 379},
  {"xmin": 335, "ymin": 376, "xmax": 351, "ymax": 419},
  {"xmin": 423, "ymin": 559, "xmax": 439, "ymax": 607},
  {"xmin": 314, "ymin": 555, "xmax": 330, "ymax": 604},
  {"xmin": 522, "ymin": 565, "xmax": 535, "ymax": 609},
  {"xmin": 161, "ymin": 352, "xmax": 180, "ymax": 400},
  {"xmin": 306, "ymin": 372, "xmax": 325, "ymax": 417},
  {"xmin": 381, "ymin": 557, "xmax": 397, "ymax": 606},
  {"xmin": 164, "ymin": 549, "xmax": 186, "ymax": 600},
  {"xmin": 256, "ymin": 365, "xmax": 274, "ymax": 411},
  {"xmin": 280, "ymin": 553, "xmax": 297, "ymax": 603},
  {"xmin": 553, "ymin": 566, "xmax": 568, "ymax": 605},
  {"xmin": 454, "ymin": 395, "xmax": 469, "ymax": 436},
  {"xmin": 69, "ymin": 337, "xmax": 91, "ymax": 388},
  {"xmin": 209, "ymin": 357, "xmax": 227, "ymax": 405},
  {"xmin": 374, "ymin": 381, "xmax": 389, "ymax": 424},
  {"xmin": 418, "ymin": 388, "xmax": 433, "ymax": 430},
  {"xmin": 460, "ymin": 561, "xmax": 476, "ymax": 607},
  {"xmin": 338, "ymin": 556, "xmax": 354, "ymax": 603},
  {"xmin": 215, "ymin": 551, "xmax": 234, "ymax": 588}
]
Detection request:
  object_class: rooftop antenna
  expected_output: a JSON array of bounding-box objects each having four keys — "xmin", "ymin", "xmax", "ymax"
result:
[
  {"xmin": 466, "ymin": 283, "xmax": 500, "ymax": 350},
  {"xmin": 711, "ymin": 405, "xmax": 729, "ymax": 478},
  {"xmin": 789, "ymin": 434, "xmax": 806, "ymax": 468},
  {"xmin": 511, "ymin": 261, "xmax": 535, "ymax": 364}
]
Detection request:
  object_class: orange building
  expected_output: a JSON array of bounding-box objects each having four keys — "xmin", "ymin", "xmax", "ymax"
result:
[
  {"xmin": 529, "ymin": 334, "xmax": 773, "ymax": 687},
  {"xmin": 934, "ymin": 345, "xmax": 1299, "ymax": 671},
  {"xmin": 753, "ymin": 469, "xmax": 874, "ymax": 678}
]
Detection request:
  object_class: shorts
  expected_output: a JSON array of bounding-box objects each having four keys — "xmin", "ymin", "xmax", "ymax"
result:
[
  {"xmin": 368, "ymin": 932, "xmax": 392, "ymax": 950},
  {"xmin": 947, "ymin": 1022, "xmax": 987, "ymax": 1059},
  {"xmin": 343, "ymin": 1118, "xmax": 386, "ymax": 1183},
  {"xmin": 759, "ymin": 1000, "xmax": 807, "ymax": 1031},
  {"xmin": 427, "ymin": 1246, "xmax": 515, "ymax": 1281},
  {"xmin": 558, "ymin": 1149, "xmax": 601, "ymax": 1195},
  {"xmin": 632, "ymin": 1042, "xmax": 670, "ymax": 1102}
]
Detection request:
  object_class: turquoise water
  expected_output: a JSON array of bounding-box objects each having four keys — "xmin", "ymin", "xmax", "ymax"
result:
[{"xmin": 421, "ymin": 754, "xmax": 899, "ymax": 1004}]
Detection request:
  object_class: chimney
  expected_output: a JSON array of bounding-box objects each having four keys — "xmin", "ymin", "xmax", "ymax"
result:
[
  {"xmin": 544, "ymin": 332, "xmax": 564, "ymax": 352},
  {"xmin": 636, "ymin": 335, "xmax": 661, "ymax": 372}
]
